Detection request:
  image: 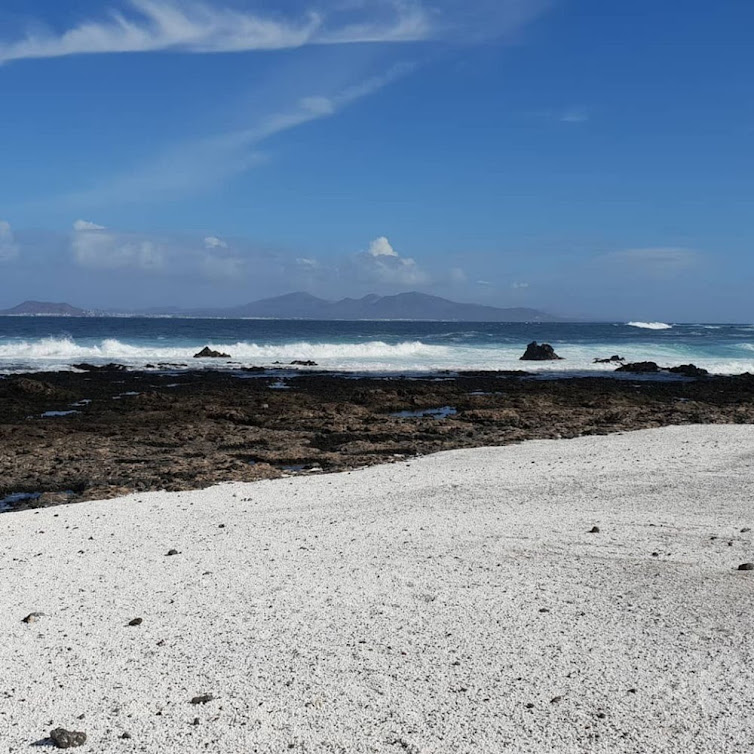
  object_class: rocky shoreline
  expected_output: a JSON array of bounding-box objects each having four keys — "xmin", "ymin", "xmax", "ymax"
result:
[{"xmin": 2, "ymin": 367, "xmax": 754, "ymax": 511}]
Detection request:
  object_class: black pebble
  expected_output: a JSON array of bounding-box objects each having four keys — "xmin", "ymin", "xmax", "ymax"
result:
[
  {"xmin": 191, "ymin": 694, "xmax": 214, "ymax": 705},
  {"xmin": 738, "ymin": 563, "xmax": 754, "ymax": 571},
  {"xmin": 50, "ymin": 728, "xmax": 87, "ymax": 749},
  {"xmin": 589, "ymin": 526, "xmax": 600, "ymax": 534},
  {"xmin": 127, "ymin": 617, "xmax": 143, "ymax": 626}
]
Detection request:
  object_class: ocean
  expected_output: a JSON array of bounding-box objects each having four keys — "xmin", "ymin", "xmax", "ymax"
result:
[{"xmin": 1, "ymin": 317, "xmax": 753, "ymax": 376}]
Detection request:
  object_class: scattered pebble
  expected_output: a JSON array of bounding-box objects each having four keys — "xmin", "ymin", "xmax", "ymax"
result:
[
  {"xmin": 737, "ymin": 563, "xmax": 754, "ymax": 571},
  {"xmin": 120, "ymin": 732, "xmax": 132, "ymax": 739},
  {"xmin": 589, "ymin": 526, "xmax": 600, "ymax": 534},
  {"xmin": 550, "ymin": 696, "xmax": 563, "ymax": 704},
  {"xmin": 127, "ymin": 617, "xmax": 143, "ymax": 626},
  {"xmin": 166, "ymin": 549, "xmax": 179, "ymax": 556},
  {"xmin": 191, "ymin": 694, "xmax": 214, "ymax": 705},
  {"xmin": 22, "ymin": 612, "xmax": 44, "ymax": 624},
  {"xmin": 741, "ymin": 527, "xmax": 751, "ymax": 533},
  {"xmin": 50, "ymin": 728, "xmax": 87, "ymax": 749}
]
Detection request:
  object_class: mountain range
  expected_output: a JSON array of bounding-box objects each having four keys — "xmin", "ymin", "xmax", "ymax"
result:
[
  {"xmin": 0, "ymin": 292, "xmax": 560, "ymax": 322},
  {"xmin": 0, "ymin": 300, "xmax": 92, "ymax": 316}
]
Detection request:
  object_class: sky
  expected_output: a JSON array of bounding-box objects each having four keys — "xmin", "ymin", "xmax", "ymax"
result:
[{"xmin": 0, "ymin": 0, "xmax": 752, "ymax": 321}]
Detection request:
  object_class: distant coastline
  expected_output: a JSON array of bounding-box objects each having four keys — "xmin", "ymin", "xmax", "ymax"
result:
[{"xmin": 0, "ymin": 292, "xmax": 562, "ymax": 322}]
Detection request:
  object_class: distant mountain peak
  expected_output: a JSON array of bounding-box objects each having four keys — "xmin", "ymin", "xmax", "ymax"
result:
[
  {"xmin": 199, "ymin": 291, "xmax": 561, "ymax": 322},
  {"xmin": 0, "ymin": 300, "xmax": 90, "ymax": 316}
]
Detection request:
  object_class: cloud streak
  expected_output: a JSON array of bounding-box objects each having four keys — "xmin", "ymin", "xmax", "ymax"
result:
[
  {"xmin": 597, "ymin": 247, "xmax": 702, "ymax": 278},
  {"xmin": 0, "ymin": 0, "xmax": 431, "ymax": 65},
  {"xmin": 0, "ymin": 221, "xmax": 20, "ymax": 262},
  {"xmin": 63, "ymin": 62, "xmax": 414, "ymax": 206}
]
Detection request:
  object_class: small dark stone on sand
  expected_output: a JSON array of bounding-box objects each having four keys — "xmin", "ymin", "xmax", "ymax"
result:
[
  {"xmin": 741, "ymin": 527, "xmax": 751, "ymax": 533},
  {"xmin": 191, "ymin": 694, "xmax": 214, "ymax": 705},
  {"xmin": 538, "ymin": 607, "xmax": 550, "ymax": 613},
  {"xmin": 218, "ymin": 524, "xmax": 225, "ymax": 528},
  {"xmin": 166, "ymin": 549, "xmax": 179, "ymax": 556},
  {"xmin": 192, "ymin": 717, "xmax": 200, "ymax": 726},
  {"xmin": 128, "ymin": 617, "xmax": 143, "ymax": 626},
  {"xmin": 525, "ymin": 702, "xmax": 535, "ymax": 709},
  {"xmin": 550, "ymin": 696, "xmax": 563, "ymax": 704},
  {"xmin": 651, "ymin": 552, "xmax": 659, "ymax": 557},
  {"xmin": 22, "ymin": 612, "xmax": 44, "ymax": 624},
  {"xmin": 120, "ymin": 732, "xmax": 132, "ymax": 739},
  {"xmin": 738, "ymin": 563, "xmax": 754, "ymax": 571},
  {"xmin": 50, "ymin": 728, "xmax": 87, "ymax": 749},
  {"xmin": 589, "ymin": 526, "xmax": 600, "ymax": 533},
  {"xmin": 627, "ymin": 688, "xmax": 637, "ymax": 693}
]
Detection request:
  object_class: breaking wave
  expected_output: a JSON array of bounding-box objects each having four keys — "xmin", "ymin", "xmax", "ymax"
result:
[
  {"xmin": 627, "ymin": 321, "xmax": 673, "ymax": 330},
  {"xmin": 1, "ymin": 333, "xmax": 753, "ymax": 376},
  {"xmin": 0, "ymin": 338, "xmax": 450, "ymax": 362}
]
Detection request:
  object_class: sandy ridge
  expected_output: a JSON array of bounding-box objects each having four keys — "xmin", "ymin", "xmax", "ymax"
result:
[{"xmin": 2, "ymin": 425, "xmax": 754, "ymax": 752}]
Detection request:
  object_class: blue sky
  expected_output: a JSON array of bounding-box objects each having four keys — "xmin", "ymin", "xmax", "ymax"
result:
[{"xmin": 0, "ymin": 0, "xmax": 752, "ymax": 320}]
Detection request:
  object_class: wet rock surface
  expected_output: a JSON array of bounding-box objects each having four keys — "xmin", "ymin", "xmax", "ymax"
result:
[
  {"xmin": 1, "ymin": 369, "xmax": 754, "ymax": 510},
  {"xmin": 616, "ymin": 361, "xmax": 661, "ymax": 373}
]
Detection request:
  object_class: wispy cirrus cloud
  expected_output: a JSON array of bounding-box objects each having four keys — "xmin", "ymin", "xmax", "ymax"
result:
[
  {"xmin": 0, "ymin": 0, "xmax": 431, "ymax": 65},
  {"xmin": 597, "ymin": 247, "xmax": 702, "ymax": 278},
  {"xmin": 63, "ymin": 62, "xmax": 414, "ymax": 206}
]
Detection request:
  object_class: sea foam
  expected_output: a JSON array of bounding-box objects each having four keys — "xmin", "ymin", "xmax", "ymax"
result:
[{"xmin": 627, "ymin": 321, "xmax": 673, "ymax": 330}]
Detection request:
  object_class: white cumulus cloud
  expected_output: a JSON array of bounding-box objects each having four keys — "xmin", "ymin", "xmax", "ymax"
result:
[
  {"xmin": 352, "ymin": 236, "xmax": 429, "ymax": 286},
  {"xmin": 204, "ymin": 236, "xmax": 228, "ymax": 249},
  {"xmin": 73, "ymin": 219, "xmax": 107, "ymax": 231},
  {"xmin": 72, "ymin": 221, "xmax": 165, "ymax": 271},
  {"xmin": 0, "ymin": 220, "xmax": 20, "ymax": 262},
  {"xmin": 368, "ymin": 236, "xmax": 399, "ymax": 257}
]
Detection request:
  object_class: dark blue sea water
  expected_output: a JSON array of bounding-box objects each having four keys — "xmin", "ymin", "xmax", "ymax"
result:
[{"xmin": 0, "ymin": 316, "xmax": 753, "ymax": 375}]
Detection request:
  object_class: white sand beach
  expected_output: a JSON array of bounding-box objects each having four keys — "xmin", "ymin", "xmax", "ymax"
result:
[{"xmin": 2, "ymin": 425, "xmax": 754, "ymax": 753}]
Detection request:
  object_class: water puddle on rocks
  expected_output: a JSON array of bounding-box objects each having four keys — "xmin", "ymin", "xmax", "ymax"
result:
[
  {"xmin": 282, "ymin": 464, "xmax": 323, "ymax": 473},
  {"xmin": 391, "ymin": 406, "xmax": 458, "ymax": 419},
  {"xmin": 0, "ymin": 492, "xmax": 41, "ymax": 512}
]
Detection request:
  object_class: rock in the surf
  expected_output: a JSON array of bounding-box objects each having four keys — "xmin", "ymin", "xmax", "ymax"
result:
[
  {"xmin": 668, "ymin": 364, "xmax": 709, "ymax": 378},
  {"xmin": 520, "ymin": 342, "xmax": 562, "ymax": 361},
  {"xmin": 193, "ymin": 347, "xmax": 230, "ymax": 359},
  {"xmin": 615, "ymin": 361, "xmax": 660, "ymax": 373}
]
